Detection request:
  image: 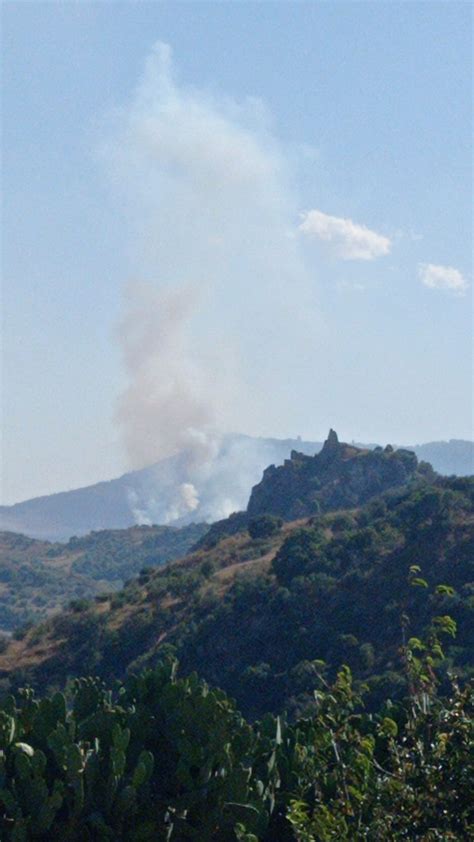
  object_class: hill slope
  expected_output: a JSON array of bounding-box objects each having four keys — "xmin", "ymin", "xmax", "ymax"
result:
[
  {"xmin": 1, "ymin": 462, "xmax": 472, "ymax": 720},
  {"xmin": 0, "ymin": 522, "xmax": 207, "ymax": 632},
  {"xmin": 0, "ymin": 435, "xmax": 321, "ymax": 541},
  {"xmin": 1, "ymin": 434, "xmax": 472, "ymax": 541},
  {"xmin": 197, "ymin": 431, "xmax": 432, "ymax": 548}
]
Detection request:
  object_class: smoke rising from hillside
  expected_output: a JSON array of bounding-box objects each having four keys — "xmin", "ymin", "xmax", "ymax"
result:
[
  {"xmin": 116, "ymin": 282, "xmax": 213, "ymax": 469},
  {"xmin": 105, "ymin": 42, "xmax": 319, "ymax": 520}
]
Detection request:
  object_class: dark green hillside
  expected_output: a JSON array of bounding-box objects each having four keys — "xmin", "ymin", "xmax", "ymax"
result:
[
  {"xmin": 0, "ymin": 532, "xmax": 106, "ymax": 633},
  {"xmin": 1, "ymin": 476, "xmax": 472, "ymax": 721},
  {"xmin": 179, "ymin": 477, "xmax": 473, "ymax": 718},
  {"xmin": 0, "ymin": 449, "xmax": 472, "ymax": 839},
  {"xmin": 0, "ymin": 523, "xmax": 207, "ymax": 633}
]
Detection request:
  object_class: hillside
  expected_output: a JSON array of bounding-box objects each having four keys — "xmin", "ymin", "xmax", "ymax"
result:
[
  {"xmin": 248, "ymin": 431, "xmax": 422, "ymax": 518},
  {"xmin": 0, "ymin": 523, "xmax": 207, "ymax": 633},
  {"xmin": 1, "ymin": 433, "xmax": 472, "ymax": 541},
  {"xmin": 0, "ymin": 435, "xmax": 321, "ymax": 541},
  {"xmin": 1, "ymin": 467, "xmax": 472, "ymax": 720},
  {"xmin": 7, "ymin": 427, "xmax": 419, "ymax": 634},
  {"xmin": 197, "ymin": 431, "xmax": 432, "ymax": 548}
]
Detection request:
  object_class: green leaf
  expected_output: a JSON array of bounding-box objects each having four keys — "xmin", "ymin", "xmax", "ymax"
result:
[
  {"xmin": 435, "ymin": 584, "xmax": 455, "ymax": 597},
  {"xmin": 12, "ymin": 818, "xmax": 29, "ymax": 842},
  {"xmin": 132, "ymin": 751, "xmax": 154, "ymax": 788},
  {"xmin": 433, "ymin": 615, "xmax": 457, "ymax": 638},
  {"xmin": 408, "ymin": 637, "xmax": 425, "ymax": 651},
  {"xmin": 411, "ymin": 577, "xmax": 428, "ymax": 588},
  {"xmin": 380, "ymin": 716, "xmax": 398, "ymax": 737}
]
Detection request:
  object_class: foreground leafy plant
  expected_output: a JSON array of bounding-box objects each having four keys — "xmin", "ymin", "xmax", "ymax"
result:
[
  {"xmin": 0, "ymin": 568, "xmax": 472, "ymax": 840},
  {"xmin": 0, "ymin": 658, "xmax": 472, "ymax": 840}
]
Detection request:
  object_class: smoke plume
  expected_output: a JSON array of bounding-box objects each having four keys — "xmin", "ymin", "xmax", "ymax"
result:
[
  {"xmin": 116, "ymin": 282, "xmax": 213, "ymax": 468},
  {"xmin": 104, "ymin": 42, "xmax": 319, "ymax": 521}
]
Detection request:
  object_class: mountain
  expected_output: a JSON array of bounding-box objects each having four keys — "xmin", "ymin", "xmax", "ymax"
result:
[
  {"xmin": 411, "ymin": 438, "xmax": 474, "ymax": 476},
  {"xmin": 248, "ymin": 433, "xmax": 419, "ymax": 516},
  {"xmin": 196, "ymin": 431, "xmax": 431, "ymax": 548},
  {"xmin": 1, "ymin": 434, "xmax": 472, "ymax": 542},
  {"xmin": 0, "ymin": 435, "xmax": 321, "ymax": 542},
  {"xmin": 0, "ymin": 522, "xmax": 207, "ymax": 633},
  {"xmin": 1, "ymin": 433, "xmax": 472, "ymax": 721},
  {"xmin": 0, "ymin": 431, "xmax": 425, "ymax": 633}
]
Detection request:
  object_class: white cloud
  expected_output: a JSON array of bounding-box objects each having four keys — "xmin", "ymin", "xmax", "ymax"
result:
[
  {"xmin": 418, "ymin": 263, "xmax": 469, "ymax": 295},
  {"xmin": 299, "ymin": 209, "xmax": 391, "ymax": 260}
]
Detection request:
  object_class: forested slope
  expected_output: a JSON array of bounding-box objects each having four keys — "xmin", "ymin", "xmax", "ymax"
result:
[
  {"xmin": 1, "ymin": 475, "xmax": 472, "ymax": 721},
  {"xmin": 0, "ymin": 523, "xmax": 207, "ymax": 632}
]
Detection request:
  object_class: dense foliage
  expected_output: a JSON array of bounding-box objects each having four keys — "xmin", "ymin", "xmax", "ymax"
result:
[
  {"xmin": 0, "ymin": 652, "xmax": 472, "ymax": 840},
  {"xmin": 248, "ymin": 516, "xmax": 283, "ymax": 541},
  {"xmin": 1, "ymin": 478, "xmax": 472, "ymax": 722},
  {"xmin": 178, "ymin": 478, "xmax": 474, "ymax": 717},
  {"xmin": 67, "ymin": 523, "xmax": 207, "ymax": 583},
  {"xmin": 0, "ymin": 533, "xmax": 105, "ymax": 634}
]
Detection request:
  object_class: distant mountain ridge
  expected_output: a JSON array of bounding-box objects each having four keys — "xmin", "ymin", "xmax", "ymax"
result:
[{"xmin": 1, "ymin": 433, "xmax": 472, "ymax": 541}]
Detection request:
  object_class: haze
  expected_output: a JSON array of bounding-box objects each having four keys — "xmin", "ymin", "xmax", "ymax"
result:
[{"xmin": 2, "ymin": 1, "xmax": 472, "ymax": 504}]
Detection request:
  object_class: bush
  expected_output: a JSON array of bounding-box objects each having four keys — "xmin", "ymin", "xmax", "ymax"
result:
[
  {"xmin": 272, "ymin": 527, "xmax": 326, "ymax": 586},
  {"xmin": 12, "ymin": 623, "xmax": 32, "ymax": 641},
  {"xmin": 68, "ymin": 599, "xmax": 91, "ymax": 613},
  {"xmin": 248, "ymin": 515, "xmax": 283, "ymax": 540}
]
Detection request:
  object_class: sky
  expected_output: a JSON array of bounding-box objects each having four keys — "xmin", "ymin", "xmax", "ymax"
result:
[{"xmin": 1, "ymin": 1, "xmax": 472, "ymax": 505}]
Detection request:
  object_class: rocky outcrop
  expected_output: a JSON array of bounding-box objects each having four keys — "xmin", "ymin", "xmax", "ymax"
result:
[
  {"xmin": 195, "ymin": 431, "xmax": 429, "ymax": 549},
  {"xmin": 247, "ymin": 430, "xmax": 421, "ymax": 520}
]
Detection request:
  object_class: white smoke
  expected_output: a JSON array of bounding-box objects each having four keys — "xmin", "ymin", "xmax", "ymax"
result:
[
  {"xmin": 102, "ymin": 42, "xmax": 320, "ymax": 523},
  {"xmin": 127, "ymin": 481, "xmax": 198, "ymax": 526},
  {"xmin": 116, "ymin": 282, "xmax": 215, "ymax": 468}
]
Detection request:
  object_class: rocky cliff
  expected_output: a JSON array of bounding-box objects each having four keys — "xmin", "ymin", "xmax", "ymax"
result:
[
  {"xmin": 247, "ymin": 429, "xmax": 425, "ymax": 520},
  {"xmin": 197, "ymin": 430, "xmax": 431, "ymax": 549}
]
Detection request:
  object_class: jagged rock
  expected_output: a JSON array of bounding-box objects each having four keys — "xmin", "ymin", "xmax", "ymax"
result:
[
  {"xmin": 247, "ymin": 430, "xmax": 422, "ymax": 521},
  {"xmin": 324, "ymin": 428, "xmax": 339, "ymax": 449},
  {"xmin": 195, "ymin": 431, "xmax": 429, "ymax": 550}
]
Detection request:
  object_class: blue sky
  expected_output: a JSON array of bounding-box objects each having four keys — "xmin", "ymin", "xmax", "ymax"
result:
[{"xmin": 2, "ymin": 1, "xmax": 472, "ymax": 504}]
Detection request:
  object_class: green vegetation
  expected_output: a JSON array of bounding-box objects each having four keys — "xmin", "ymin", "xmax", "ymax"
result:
[
  {"xmin": 248, "ymin": 515, "xmax": 283, "ymax": 540},
  {"xmin": 1, "ymin": 477, "xmax": 472, "ymax": 723},
  {"xmin": 0, "ymin": 524, "xmax": 207, "ymax": 633},
  {"xmin": 0, "ymin": 642, "xmax": 472, "ymax": 839},
  {"xmin": 67, "ymin": 522, "xmax": 207, "ymax": 582},
  {"xmin": 180, "ymin": 478, "xmax": 473, "ymax": 719}
]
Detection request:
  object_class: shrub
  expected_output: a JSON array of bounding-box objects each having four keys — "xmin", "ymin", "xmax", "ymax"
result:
[
  {"xmin": 272, "ymin": 527, "xmax": 326, "ymax": 586},
  {"xmin": 248, "ymin": 515, "xmax": 283, "ymax": 540}
]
